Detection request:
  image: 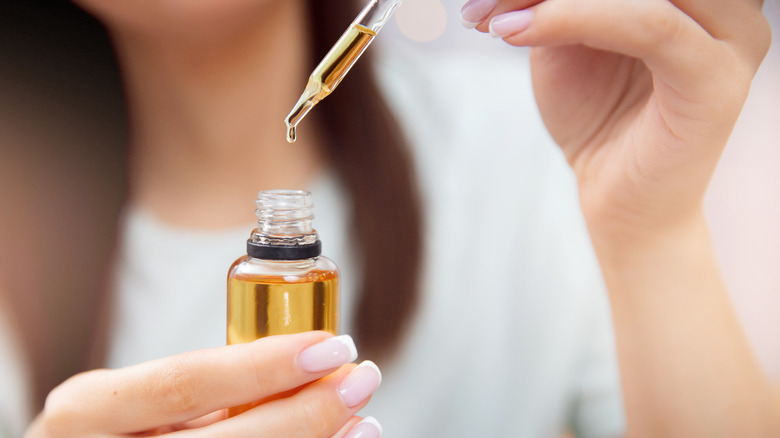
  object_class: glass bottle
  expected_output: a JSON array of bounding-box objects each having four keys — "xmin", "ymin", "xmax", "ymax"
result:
[
  {"xmin": 227, "ymin": 190, "xmax": 339, "ymax": 345},
  {"xmin": 226, "ymin": 190, "xmax": 339, "ymax": 416}
]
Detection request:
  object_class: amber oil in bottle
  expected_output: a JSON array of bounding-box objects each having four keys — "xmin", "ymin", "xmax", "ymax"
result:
[{"xmin": 226, "ymin": 190, "xmax": 339, "ymax": 416}]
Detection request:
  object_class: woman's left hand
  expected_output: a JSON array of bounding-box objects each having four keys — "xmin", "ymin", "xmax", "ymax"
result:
[
  {"xmin": 462, "ymin": 2, "xmax": 780, "ymax": 437},
  {"xmin": 461, "ymin": 0, "xmax": 771, "ymax": 247}
]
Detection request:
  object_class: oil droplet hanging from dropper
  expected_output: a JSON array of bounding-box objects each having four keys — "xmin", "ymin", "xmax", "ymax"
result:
[
  {"xmin": 287, "ymin": 124, "xmax": 297, "ymax": 143},
  {"xmin": 284, "ymin": 89, "xmax": 320, "ymax": 144}
]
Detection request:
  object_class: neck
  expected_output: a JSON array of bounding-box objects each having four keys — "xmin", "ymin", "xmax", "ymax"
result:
[{"xmin": 113, "ymin": 0, "xmax": 323, "ymax": 227}]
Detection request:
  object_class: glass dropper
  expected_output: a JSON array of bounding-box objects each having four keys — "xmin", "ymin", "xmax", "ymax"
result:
[{"xmin": 284, "ymin": 0, "xmax": 404, "ymax": 143}]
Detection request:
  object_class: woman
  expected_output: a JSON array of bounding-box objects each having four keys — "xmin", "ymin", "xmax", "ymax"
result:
[{"xmin": 3, "ymin": 0, "xmax": 778, "ymax": 436}]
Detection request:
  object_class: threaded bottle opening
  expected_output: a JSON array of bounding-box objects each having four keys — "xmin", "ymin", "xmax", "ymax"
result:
[
  {"xmin": 248, "ymin": 190, "xmax": 321, "ymax": 259},
  {"xmin": 255, "ymin": 189, "xmax": 315, "ymax": 234}
]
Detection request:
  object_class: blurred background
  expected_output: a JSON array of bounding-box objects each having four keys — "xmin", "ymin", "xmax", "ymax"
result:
[
  {"xmin": 704, "ymin": 0, "xmax": 780, "ymax": 384},
  {"xmin": 1, "ymin": 0, "xmax": 778, "ymax": 395}
]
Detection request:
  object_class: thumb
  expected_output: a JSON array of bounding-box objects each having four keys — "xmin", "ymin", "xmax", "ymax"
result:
[{"xmin": 485, "ymin": 0, "xmax": 752, "ymax": 134}]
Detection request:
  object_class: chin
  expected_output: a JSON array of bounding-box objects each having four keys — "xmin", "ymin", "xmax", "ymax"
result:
[{"xmin": 73, "ymin": 0, "xmax": 281, "ymax": 41}]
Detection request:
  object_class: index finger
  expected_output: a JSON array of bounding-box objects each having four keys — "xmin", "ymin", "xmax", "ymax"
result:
[
  {"xmin": 466, "ymin": 0, "xmax": 763, "ymax": 39},
  {"xmin": 667, "ymin": 0, "xmax": 765, "ymax": 41},
  {"xmin": 43, "ymin": 332, "xmax": 358, "ymax": 435},
  {"xmin": 666, "ymin": 0, "xmax": 771, "ymax": 71},
  {"xmin": 466, "ymin": 0, "xmax": 770, "ymax": 67}
]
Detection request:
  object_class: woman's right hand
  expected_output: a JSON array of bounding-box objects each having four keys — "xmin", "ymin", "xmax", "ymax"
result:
[{"xmin": 24, "ymin": 332, "xmax": 382, "ymax": 438}]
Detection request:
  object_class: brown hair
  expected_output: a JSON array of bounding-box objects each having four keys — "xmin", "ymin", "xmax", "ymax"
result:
[
  {"xmin": 1, "ymin": 0, "xmax": 422, "ymax": 413},
  {"xmin": 0, "ymin": 1, "xmax": 127, "ymax": 415},
  {"xmin": 306, "ymin": 0, "xmax": 423, "ymax": 362}
]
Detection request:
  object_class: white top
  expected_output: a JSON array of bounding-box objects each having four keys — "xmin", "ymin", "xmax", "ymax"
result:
[
  {"xmin": 0, "ymin": 305, "xmax": 31, "ymax": 438},
  {"xmin": 106, "ymin": 43, "xmax": 625, "ymax": 438},
  {"xmin": 0, "ymin": 38, "xmax": 625, "ymax": 438}
]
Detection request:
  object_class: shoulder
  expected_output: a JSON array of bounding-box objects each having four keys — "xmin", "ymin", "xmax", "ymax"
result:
[
  {"xmin": 0, "ymin": 296, "xmax": 33, "ymax": 437},
  {"xmin": 373, "ymin": 40, "xmax": 542, "ymax": 161},
  {"xmin": 373, "ymin": 40, "xmax": 626, "ymax": 435},
  {"xmin": 373, "ymin": 40, "xmax": 591, "ymax": 265}
]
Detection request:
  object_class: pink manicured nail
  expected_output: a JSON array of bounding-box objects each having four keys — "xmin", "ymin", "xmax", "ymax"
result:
[
  {"xmin": 338, "ymin": 361, "xmax": 382, "ymax": 408},
  {"xmin": 297, "ymin": 335, "xmax": 358, "ymax": 373},
  {"xmin": 460, "ymin": 0, "xmax": 498, "ymax": 29},
  {"xmin": 344, "ymin": 416, "xmax": 383, "ymax": 438},
  {"xmin": 489, "ymin": 10, "xmax": 534, "ymax": 38}
]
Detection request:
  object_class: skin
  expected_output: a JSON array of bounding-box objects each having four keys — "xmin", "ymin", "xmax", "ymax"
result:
[
  {"xmin": 21, "ymin": 0, "xmax": 779, "ymax": 436},
  {"xmin": 76, "ymin": 0, "xmax": 325, "ymax": 228},
  {"xmin": 25, "ymin": 332, "xmax": 371, "ymax": 437},
  {"xmin": 470, "ymin": 0, "xmax": 780, "ymax": 436},
  {"xmin": 24, "ymin": 1, "xmax": 360, "ymax": 437}
]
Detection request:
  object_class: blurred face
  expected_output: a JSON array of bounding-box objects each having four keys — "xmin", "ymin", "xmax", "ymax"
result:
[{"xmin": 74, "ymin": 0, "xmax": 288, "ymax": 41}]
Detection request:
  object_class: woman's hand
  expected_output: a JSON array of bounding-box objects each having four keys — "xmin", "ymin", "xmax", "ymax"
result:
[
  {"xmin": 462, "ymin": 0, "xmax": 771, "ymax": 248},
  {"xmin": 24, "ymin": 332, "xmax": 382, "ymax": 438},
  {"xmin": 463, "ymin": 2, "xmax": 780, "ymax": 436}
]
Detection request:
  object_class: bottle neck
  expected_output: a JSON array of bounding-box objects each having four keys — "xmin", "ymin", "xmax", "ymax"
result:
[{"xmin": 247, "ymin": 190, "xmax": 322, "ymax": 260}]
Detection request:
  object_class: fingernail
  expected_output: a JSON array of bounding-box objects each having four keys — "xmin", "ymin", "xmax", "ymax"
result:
[
  {"xmin": 338, "ymin": 361, "xmax": 382, "ymax": 408},
  {"xmin": 460, "ymin": 0, "xmax": 497, "ymax": 29},
  {"xmin": 344, "ymin": 416, "xmax": 383, "ymax": 438},
  {"xmin": 489, "ymin": 10, "xmax": 534, "ymax": 38},
  {"xmin": 298, "ymin": 335, "xmax": 358, "ymax": 373}
]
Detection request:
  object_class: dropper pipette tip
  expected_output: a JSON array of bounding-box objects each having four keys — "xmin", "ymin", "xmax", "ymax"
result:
[
  {"xmin": 284, "ymin": 83, "xmax": 321, "ymax": 144},
  {"xmin": 286, "ymin": 124, "xmax": 297, "ymax": 143}
]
